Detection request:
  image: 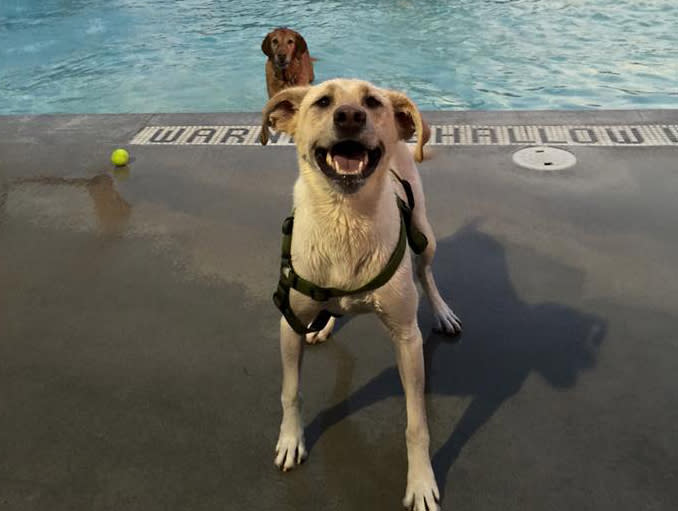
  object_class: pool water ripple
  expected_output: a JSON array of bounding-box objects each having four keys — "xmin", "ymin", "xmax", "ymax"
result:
[{"xmin": 1, "ymin": 0, "xmax": 676, "ymax": 114}]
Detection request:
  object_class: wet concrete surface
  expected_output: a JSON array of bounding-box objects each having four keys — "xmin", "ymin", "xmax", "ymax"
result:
[{"xmin": 1, "ymin": 111, "xmax": 677, "ymax": 510}]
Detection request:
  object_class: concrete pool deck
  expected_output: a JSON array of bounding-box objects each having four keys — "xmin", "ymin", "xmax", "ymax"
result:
[{"xmin": 1, "ymin": 110, "xmax": 677, "ymax": 510}]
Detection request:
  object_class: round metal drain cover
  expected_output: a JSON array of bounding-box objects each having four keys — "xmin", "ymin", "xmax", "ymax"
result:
[{"xmin": 512, "ymin": 146, "xmax": 576, "ymax": 171}]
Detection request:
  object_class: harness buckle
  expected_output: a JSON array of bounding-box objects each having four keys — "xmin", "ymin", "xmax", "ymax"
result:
[{"xmin": 280, "ymin": 266, "xmax": 298, "ymax": 288}]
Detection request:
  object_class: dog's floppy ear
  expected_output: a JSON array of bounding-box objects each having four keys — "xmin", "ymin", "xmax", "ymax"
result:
[
  {"xmin": 294, "ymin": 33, "xmax": 308, "ymax": 58},
  {"xmin": 386, "ymin": 91, "xmax": 425, "ymax": 162},
  {"xmin": 260, "ymin": 86, "xmax": 311, "ymax": 145},
  {"xmin": 261, "ymin": 32, "xmax": 273, "ymax": 58}
]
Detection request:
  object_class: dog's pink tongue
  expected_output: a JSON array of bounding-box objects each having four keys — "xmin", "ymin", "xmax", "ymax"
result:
[{"xmin": 333, "ymin": 155, "xmax": 362, "ymax": 174}]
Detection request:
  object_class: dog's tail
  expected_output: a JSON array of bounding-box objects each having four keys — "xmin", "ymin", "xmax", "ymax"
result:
[
  {"xmin": 411, "ymin": 119, "xmax": 432, "ymax": 161},
  {"xmin": 422, "ymin": 120, "xmax": 431, "ymax": 145}
]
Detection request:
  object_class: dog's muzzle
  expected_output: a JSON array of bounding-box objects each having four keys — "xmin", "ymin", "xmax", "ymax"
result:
[
  {"xmin": 275, "ymin": 56, "xmax": 289, "ymax": 69},
  {"xmin": 314, "ymin": 140, "xmax": 383, "ymax": 194}
]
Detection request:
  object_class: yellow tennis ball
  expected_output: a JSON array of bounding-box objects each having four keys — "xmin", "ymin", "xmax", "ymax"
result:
[{"xmin": 110, "ymin": 148, "xmax": 129, "ymax": 166}]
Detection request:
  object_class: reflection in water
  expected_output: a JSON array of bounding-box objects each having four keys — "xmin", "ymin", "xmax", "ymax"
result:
[
  {"xmin": 2, "ymin": 172, "xmax": 131, "ymax": 236},
  {"xmin": 305, "ymin": 222, "xmax": 606, "ymax": 499},
  {"xmin": 2, "ymin": 0, "xmax": 676, "ymax": 112}
]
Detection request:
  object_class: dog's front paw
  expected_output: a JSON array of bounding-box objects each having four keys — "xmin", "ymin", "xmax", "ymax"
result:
[
  {"xmin": 432, "ymin": 302, "xmax": 462, "ymax": 337},
  {"xmin": 403, "ymin": 468, "xmax": 440, "ymax": 511},
  {"xmin": 274, "ymin": 427, "xmax": 307, "ymax": 471}
]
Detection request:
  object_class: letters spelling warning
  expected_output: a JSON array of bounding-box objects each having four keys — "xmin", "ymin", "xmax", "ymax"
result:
[{"xmin": 131, "ymin": 124, "xmax": 678, "ymax": 147}]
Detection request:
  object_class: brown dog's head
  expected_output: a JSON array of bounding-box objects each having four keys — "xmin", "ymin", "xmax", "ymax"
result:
[
  {"xmin": 261, "ymin": 27, "xmax": 308, "ymax": 71},
  {"xmin": 261, "ymin": 79, "xmax": 425, "ymax": 195}
]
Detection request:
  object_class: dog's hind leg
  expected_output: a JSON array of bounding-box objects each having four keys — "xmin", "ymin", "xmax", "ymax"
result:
[
  {"xmin": 275, "ymin": 317, "xmax": 308, "ymax": 471},
  {"xmin": 405, "ymin": 177, "xmax": 461, "ymax": 335},
  {"xmin": 391, "ymin": 143, "xmax": 461, "ymax": 336},
  {"xmin": 414, "ymin": 214, "xmax": 462, "ymax": 336}
]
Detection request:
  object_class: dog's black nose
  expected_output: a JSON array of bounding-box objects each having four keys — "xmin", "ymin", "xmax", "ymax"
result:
[{"xmin": 334, "ymin": 105, "xmax": 366, "ymax": 136}]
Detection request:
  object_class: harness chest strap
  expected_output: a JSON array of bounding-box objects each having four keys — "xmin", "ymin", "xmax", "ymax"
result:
[{"xmin": 273, "ymin": 177, "xmax": 428, "ymax": 335}]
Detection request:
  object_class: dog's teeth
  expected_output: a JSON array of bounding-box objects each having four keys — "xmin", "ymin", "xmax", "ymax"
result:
[
  {"xmin": 326, "ymin": 152, "xmax": 334, "ymax": 169},
  {"xmin": 358, "ymin": 159, "xmax": 365, "ymax": 172}
]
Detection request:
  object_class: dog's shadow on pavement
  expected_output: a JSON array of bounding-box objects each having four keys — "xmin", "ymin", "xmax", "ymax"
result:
[{"xmin": 304, "ymin": 221, "xmax": 607, "ymax": 497}]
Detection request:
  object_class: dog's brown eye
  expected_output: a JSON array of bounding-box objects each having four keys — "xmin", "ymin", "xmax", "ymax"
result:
[
  {"xmin": 364, "ymin": 95, "xmax": 382, "ymax": 109},
  {"xmin": 272, "ymin": 38, "xmax": 278, "ymax": 44},
  {"xmin": 314, "ymin": 96, "xmax": 331, "ymax": 108},
  {"xmin": 287, "ymin": 39, "xmax": 293, "ymax": 44}
]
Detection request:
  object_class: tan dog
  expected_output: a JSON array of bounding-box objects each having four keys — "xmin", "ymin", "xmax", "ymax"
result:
[
  {"xmin": 261, "ymin": 79, "xmax": 461, "ymax": 511},
  {"xmin": 261, "ymin": 27, "xmax": 315, "ymax": 98}
]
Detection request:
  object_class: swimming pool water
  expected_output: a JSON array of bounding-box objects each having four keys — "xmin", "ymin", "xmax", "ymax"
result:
[{"xmin": 1, "ymin": 0, "xmax": 676, "ymax": 114}]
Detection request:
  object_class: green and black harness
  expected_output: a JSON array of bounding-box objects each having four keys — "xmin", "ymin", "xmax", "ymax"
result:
[{"xmin": 273, "ymin": 173, "xmax": 428, "ymax": 334}]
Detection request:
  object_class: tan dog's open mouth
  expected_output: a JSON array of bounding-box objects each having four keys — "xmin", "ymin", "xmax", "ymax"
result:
[{"xmin": 314, "ymin": 140, "xmax": 382, "ymax": 193}]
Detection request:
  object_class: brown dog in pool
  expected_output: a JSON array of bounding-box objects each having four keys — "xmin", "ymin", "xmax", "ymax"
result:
[{"xmin": 261, "ymin": 27, "xmax": 315, "ymax": 98}]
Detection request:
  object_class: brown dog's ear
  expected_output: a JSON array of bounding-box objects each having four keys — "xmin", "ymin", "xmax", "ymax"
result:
[
  {"xmin": 260, "ymin": 86, "xmax": 311, "ymax": 145},
  {"xmin": 385, "ymin": 91, "xmax": 425, "ymax": 162},
  {"xmin": 261, "ymin": 33, "xmax": 273, "ymax": 57},
  {"xmin": 294, "ymin": 33, "xmax": 308, "ymax": 58}
]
